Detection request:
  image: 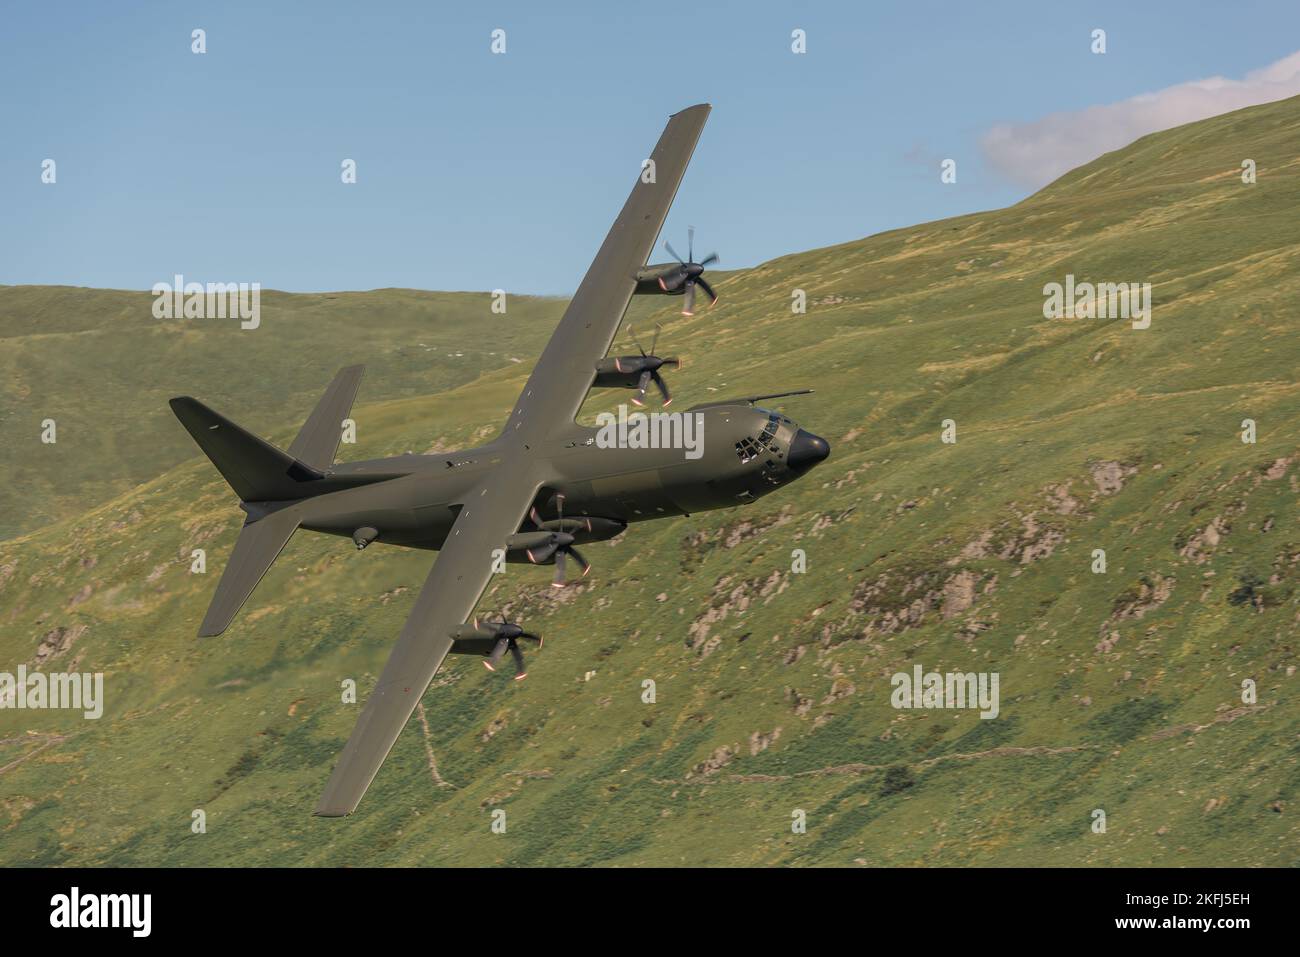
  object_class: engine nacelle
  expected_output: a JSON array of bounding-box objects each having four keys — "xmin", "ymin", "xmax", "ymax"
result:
[
  {"xmin": 594, "ymin": 354, "xmax": 661, "ymax": 389},
  {"xmin": 447, "ymin": 618, "xmax": 541, "ymax": 679},
  {"xmin": 634, "ymin": 262, "xmax": 688, "ymax": 296},
  {"xmin": 505, "ymin": 518, "xmax": 623, "ymax": 558}
]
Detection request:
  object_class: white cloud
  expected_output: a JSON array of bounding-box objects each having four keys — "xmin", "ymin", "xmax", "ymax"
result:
[{"xmin": 981, "ymin": 50, "xmax": 1300, "ymax": 189}]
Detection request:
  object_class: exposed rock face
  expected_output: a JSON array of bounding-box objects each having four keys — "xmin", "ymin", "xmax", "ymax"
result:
[
  {"xmin": 1107, "ymin": 575, "xmax": 1176, "ymax": 628},
  {"xmin": 481, "ymin": 714, "xmax": 508, "ymax": 743},
  {"xmin": 1045, "ymin": 483, "xmax": 1081, "ymax": 515},
  {"xmin": 1262, "ymin": 456, "xmax": 1292, "ymax": 481},
  {"xmin": 959, "ymin": 530, "xmax": 995, "ymax": 561},
  {"xmin": 940, "ymin": 569, "xmax": 978, "ymax": 618},
  {"xmin": 1091, "ymin": 461, "xmax": 1137, "ymax": 496},
  {"xmin": 1181, "ymin": 518, "xmax": 1225, "ymax": 561},
  {"xmin": 680, "ymin": 507, "xmax": 794, "ymax": 568},
  {"xmin": 749, "ymin": 728, "xmax": 782, "ymax": 755},
  {"xmin": 34, "ymin": 624, "xmax": 88, "ymax": 665},
  {"xmin": 810, "ymin": 511, "xmax": 846, "ymax": 533},
  {"xmin": 686, "ymin": 745, "xmax": 735, "ymax": 779},
  {"xmin": 686, "ymin": 570, "xmax": 789, "ymax": 653},
  {"xmin": 785, "ymin": 687, "xmax": 813, "ymax": 716},
  {"xmin": 956, "ymin": 512, "xmax": 1063, "ymax": 566},
  {"xmin": 821, "ymin": 676, "xmax": 856, "ymax": 705},
  {"xmin": 1010, "ymin": 516, "xmax": 1064, "ymax": 565},
  {"xmin": 839, "ymin": 566, "xmax": 997, "ymax": 642}
]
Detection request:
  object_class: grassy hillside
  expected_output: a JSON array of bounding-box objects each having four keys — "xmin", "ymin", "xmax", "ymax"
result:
[{"xmin": 2, "ymin": 96, "xmax": 1298, "ymax": 866}]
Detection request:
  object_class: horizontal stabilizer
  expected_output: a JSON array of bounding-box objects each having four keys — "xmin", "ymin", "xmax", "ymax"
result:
[
  {"xmin": 170, "ymin": 396, "xmax": 323, "ymax": 502},
  {"xmin": 288, "ymin": 365, "xmax": 365, "ymax": 472},
  {"xmin": 198, "ymin": 508, "xmax": 300, "ymax": 637}
]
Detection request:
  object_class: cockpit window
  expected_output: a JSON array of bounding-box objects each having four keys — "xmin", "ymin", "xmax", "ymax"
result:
[
  {"xmin": 736, "ymin": 414, "xmax": 784, "ymax": 463},
  {"xmin": 735, "ymin": 437, "xmax": 763, "ymax": 463}
]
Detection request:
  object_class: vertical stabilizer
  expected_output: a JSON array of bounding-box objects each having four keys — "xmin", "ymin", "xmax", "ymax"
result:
[{"xmin": 288, "ymin": 365, "xmax": 365, "ymax": 472}]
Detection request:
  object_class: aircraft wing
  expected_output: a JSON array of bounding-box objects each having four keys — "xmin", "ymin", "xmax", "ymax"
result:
[
  {"xmin": 508, "ymin": 103, "xmax": 711, "ymax": 441},
  {"xmin": 315, "ymin": 470, "xmax": 542, "ymax": 816},
  {"xmin": 315, "ymin": 106, "xmax": 709, "ymax": 815}
]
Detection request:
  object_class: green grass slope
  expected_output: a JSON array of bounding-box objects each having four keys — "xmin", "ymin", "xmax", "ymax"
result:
[{"xmin": 2, "ymin": 96, "xmax": 1298, "ymax": 866}]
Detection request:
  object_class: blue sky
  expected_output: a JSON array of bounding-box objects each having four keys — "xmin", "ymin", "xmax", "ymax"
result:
[{"xmin": 3, "ymin": 0, "xmax": 1299, "ymax": 294}]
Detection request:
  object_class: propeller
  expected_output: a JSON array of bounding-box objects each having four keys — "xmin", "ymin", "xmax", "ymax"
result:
[
  {"xmin": 625, "ymin": 324, "xmax": 679, "ymax": 407},
  {"xmin": 475, "ymin": 616, "xmax": 542, "ymax": 681},
  {"xmin": 662, "ymin": 226, "xmax": 719, "ymax": 316},
  {"xmin": 527, "ymin": 494, "xmax": 591, "ymax": 588}
]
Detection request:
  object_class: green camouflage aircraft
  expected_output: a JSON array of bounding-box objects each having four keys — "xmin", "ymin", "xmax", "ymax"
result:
[{"xmin": 170, "ymin": 105, "xmax": 830, "ymax": 816}]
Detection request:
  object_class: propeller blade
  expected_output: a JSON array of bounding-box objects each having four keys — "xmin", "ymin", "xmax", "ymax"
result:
[
  {"xmin": 688, "ymin": 225, "xmax": 694, "ymax": 262},
  {"xmin": 510, "ymin": 641, "xmax": 527, "ymax": 680},
  {"xmin": 526, "ymin": 543, "xmax": 558, "ymax": 564},
  {"xmin": 569, "ymin": 546, "xmax": 591, "ymax": 578},
  {"xmin": 698, "ymin": 252, "xmax": 719, "ymax": 268},
  {"xmin": 664, "ymin": 240, "xmax": 684, "ymax": 263},
  {"xmin": 519, "ymin": 631, "xmax": 542, "ymax": 647},
  {"xmin": 696, "ymin": 276, "xmax": 719, "ymax": 305},
  {"xmin": 633, "ymin": 369, "xmax": 652, "ymax": 405},
  {"xmin": 659, "ymin": 267, "xmax": 687, "ymax": 293},
  {"xmin": 552, "ymin": 549, "xmax": 567, "ymax": 588},
  {"xmin": 682, "ymin": 281, "xmax": 695, "ymax": 316},
  {"xmin": 484, "ymin": 637, "xmax": 509, "ymax": 671},
  {"xmin": 653, "ymin": 371, "xmax": 672, "ymax": 406},
  {"xmin": 555, "ymin": 493, "xmax": 565, "ymax": 523},
  {"xmin": 649, "ymin": 323, "xmax": 661, "ymax": 357},
  {"xmin": 660, "ymin": 357, "xmax": 681, "ymax": 368},
  {"xmin": 629, "ymin": 326, "xmax": 647, "ymax": 356}
]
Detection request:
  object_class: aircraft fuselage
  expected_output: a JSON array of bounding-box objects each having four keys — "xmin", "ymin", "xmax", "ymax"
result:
[{"xmin": 293, "ymin": 403, "xmax": 829, "ymax": 552}]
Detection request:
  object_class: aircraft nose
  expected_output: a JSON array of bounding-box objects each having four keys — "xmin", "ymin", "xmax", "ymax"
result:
[{"xmin": 787, "ymin": 429, "xmax": 830, "ymax": 472}]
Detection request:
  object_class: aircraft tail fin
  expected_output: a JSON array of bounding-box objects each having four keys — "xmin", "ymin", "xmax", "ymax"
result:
[
  {"xmin": 172, "ymin": 367, "xmax": 376, "ymax": 636},
  {"xmin": 288, "ymin": 365, "xmax": 364, "ymax": 472},
  {"xmin": 197, "ymin": 507, "xmax": 300, "ymax": 636}
]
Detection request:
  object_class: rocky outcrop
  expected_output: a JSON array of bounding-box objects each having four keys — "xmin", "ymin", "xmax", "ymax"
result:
[
  {"xmin": 1090, "ymin": 460, "xmax": 1137, "ymax": 495},
  {"xmin": 34, "ymin": 624, "xmax": 87, "ymax": 665}
]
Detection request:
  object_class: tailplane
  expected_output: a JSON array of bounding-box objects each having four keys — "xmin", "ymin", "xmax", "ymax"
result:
[
  {"xmin": 198, "ymin": 508, "xmax": 300, "ymax": 636},
  {"xmin": 169, "ymin": 365, "xmax": 368, "ymax": 502},
  {"xmin": 172, "ymin": 365, "xmax": 376, "ymax": 636},
  {"xmin": 169, "ymin": 397, "xmax": 323, "ymax": 502}
]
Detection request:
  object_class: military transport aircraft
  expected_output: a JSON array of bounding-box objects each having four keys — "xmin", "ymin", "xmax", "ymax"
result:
[{"xmin": 170, "ymin": 104, "xmax": 830, "ymax": 817}]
